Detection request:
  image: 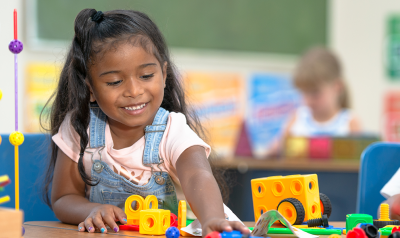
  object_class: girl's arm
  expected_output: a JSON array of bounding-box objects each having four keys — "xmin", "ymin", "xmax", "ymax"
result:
[
  {"xmin": 176, "ymin": 146, "xmax": 250, "ymax": 236},
  {"xmin": 51, "ymin": 149, "xmax": 127, "ymax": 233}
]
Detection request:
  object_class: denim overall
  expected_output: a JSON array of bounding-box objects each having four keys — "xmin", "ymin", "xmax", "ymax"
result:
[{"xmin": 86, "ymin": 103, "xmax": 178, "ymax": 215}]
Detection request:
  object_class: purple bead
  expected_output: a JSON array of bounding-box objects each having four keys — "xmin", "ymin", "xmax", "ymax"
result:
[
  {"xmin": 166, "ymin": 227, "xmax": 180, "ymax": 238},
  {"xmin": 22, "ymin": 226, "xmax": 25, "ymax": 235},
  {"xmin": 9, "ymin": 40, "xmax": 23, "ymax": 54}
]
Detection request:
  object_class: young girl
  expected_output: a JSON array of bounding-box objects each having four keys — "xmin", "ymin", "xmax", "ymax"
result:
[
  {"xmin": 41, "ymin": 9, "xmax": 249, "ymax": 236},
  {"xmin": 284, "ymin": 47, "xmax": 362, "ymax": 138}
]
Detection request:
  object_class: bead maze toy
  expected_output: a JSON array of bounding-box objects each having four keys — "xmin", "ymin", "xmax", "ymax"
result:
[
  {"xmin": 0, "ymin": 175, "xmax": 11, "ymax": 204},
  {"xmin": 251, "ymin": 174, "xmax": 332, "ymax": 225},
  {"xmin": 0, "ymin": 9, "xmax": 25, "ymax": 238}
]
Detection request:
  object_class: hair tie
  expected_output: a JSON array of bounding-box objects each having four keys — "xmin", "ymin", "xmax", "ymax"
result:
[
  {"xmin": 79, "ymin": 152, "xmax": 84, "ymax": 157},
  {"xmin": 91, "ymin": 11, "xmax": 104, "ymax": 23}
]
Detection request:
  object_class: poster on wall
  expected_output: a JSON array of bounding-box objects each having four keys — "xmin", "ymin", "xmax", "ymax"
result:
[
  {"xmin": 245, "ymin": 73, "xmax": 300, "ymax": 158},
  {"xmin": 25, "ymin": 63, "xmax": 60, "ymax": 132},
  {"xmin": 387, "ymin": 15, "xmax": 400, "ymax": 80},
  {"xmin": 183, "ymin": 71, "xmax": 244, "ymax": 158}
]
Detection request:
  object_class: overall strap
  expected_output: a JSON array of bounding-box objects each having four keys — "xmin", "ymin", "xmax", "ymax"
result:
[
  {"xmin": 89, "ymin": 102, "xmax": 107, "ymax": 148},
  {"xmin": 143, "ymin": 107, "xmax": 170, "ymax": 166}
]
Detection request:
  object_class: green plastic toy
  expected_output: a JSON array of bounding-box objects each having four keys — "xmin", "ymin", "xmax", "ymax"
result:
[{"xmin": 346, "ymin": 214, "xmax": 373, "ymax": 232}]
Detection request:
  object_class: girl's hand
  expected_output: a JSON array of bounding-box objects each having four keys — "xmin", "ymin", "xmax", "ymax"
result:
[
  {"xmin": 77, "ymin": 204, "xmax": 127, "ymax": 233},
  {"xmin": 390, "ymin": 194, "xmax": 400, "ymax": 220},
  {"xmin": 202, "ymin": 217, "xmax": 250, "ymax": 237}
]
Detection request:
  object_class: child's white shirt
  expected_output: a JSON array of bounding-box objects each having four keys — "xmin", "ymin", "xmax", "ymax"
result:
[{"xmin": 381, "ymin": 168, "xmax": 400, "ymax": 199}]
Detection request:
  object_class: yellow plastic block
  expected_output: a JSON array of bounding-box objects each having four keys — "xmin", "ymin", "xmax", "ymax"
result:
[
  {"xmin": 285, "ymin": 137, "xmax": 309, "ymax": 158},
  {"xmin": 139, "ymin": 209, "xmax": 170, "ymax": 235},
  {"xmin": 144, "ymin": 195, "xmax": 158, "ymax": 209},
  {"xmin": 178, "ymin": 200, "xmax": 194, "ymax": 237},
  {"xmin": 251, "ymin": 174, "xmax": 321, "ymax": 223},
  {"xmin": 125, "ymin": 195, "xmax": 145, "ymax": 225}
]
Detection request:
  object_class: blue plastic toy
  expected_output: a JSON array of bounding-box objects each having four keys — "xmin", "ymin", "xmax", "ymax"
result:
[{"xmin": 166, "ymin": 227, "xmax": 180, "ymax": 238}]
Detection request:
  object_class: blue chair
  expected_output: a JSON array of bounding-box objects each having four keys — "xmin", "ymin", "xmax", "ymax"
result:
[
  {"xmin": 357, "ymin": 142, "xmax": 400, "ymax": 218},
  {"xmin": 0, "ymin": 134, "xmax": 58, "ymax": 221}
]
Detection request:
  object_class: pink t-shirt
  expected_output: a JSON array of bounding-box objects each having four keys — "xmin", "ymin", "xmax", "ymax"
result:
[{"xmin": 52, "ymin": 111, "xmax": 211, "ymax": 203}]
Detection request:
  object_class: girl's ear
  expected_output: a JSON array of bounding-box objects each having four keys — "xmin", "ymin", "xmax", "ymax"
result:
[
  {"xmin": 162, "ymin": 62, "xmax": 168, "ymax": 88},
  {"xmin": 85, "ymin": 79, "xmax": 96, "ymax": 102}
]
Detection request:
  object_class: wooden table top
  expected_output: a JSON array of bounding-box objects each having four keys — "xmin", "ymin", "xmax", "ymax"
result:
[
  {"xmin": 212, "ymin": 157, "xmax": 360, "ymax": 172},
  {"xmin": 22, "ymin": 221, "xmax": 346, "ymax": 238}
]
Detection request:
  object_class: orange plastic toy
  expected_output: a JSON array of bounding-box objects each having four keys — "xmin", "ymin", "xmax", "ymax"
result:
[
  {"xmin": 251, "ymin": 174, "xmax": 331, "ymax": 225},
  {"xmin": 178, "ymin": 200, "xmax": 194, "ymax": 237}
]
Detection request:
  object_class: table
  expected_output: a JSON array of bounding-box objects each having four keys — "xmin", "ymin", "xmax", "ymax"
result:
[{"xmin": 22, "ymin": 221, "xmax": 346, "ymax": 238}]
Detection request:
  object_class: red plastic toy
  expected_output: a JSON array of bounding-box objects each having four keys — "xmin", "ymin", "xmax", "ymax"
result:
[
  {"xmin": 347, "ymin": 228, "xmax": 367, "ymax": 238},
  {"xmin": 309, "ymin": 137, "xmax": 331, "ymax": 159}
]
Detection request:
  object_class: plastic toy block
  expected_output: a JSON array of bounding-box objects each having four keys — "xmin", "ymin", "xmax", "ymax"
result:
[
  {"xmin": 309, "ymin": 137, "xmax": 331, "ymax": 159},
  {"xmin": 139, "ymin": 209, "xmax": 170, "ymax": 235},
  {"xmin": 347, "ymin": 227, "xmax": 367, "ymax": 238},
  {"xmin": 332, "ymin": 138, "xmax": 359, "ymax": 160},
  {"xmin": 124, "ymin": 195, "xmax": 158, "ymax": 225},
  {"xmin": 393, "ymin": 227, "xmax": 400, "ymax": 233},
  {"xmin": 379, "ymin": 226, "xmax": 394, "ymax": 236},
  {"xmin": 251, "ymin": 174, "xmax": 324, "ymax": 224},
  {"xmin": 166, "ymin": 227, "xmax": 180, "ymax": 238},
  {"xmin": 267, "ymin": 227, "xmax": 342, "ymax": 235},
  {"xmin": 285, "ymin": 137, "xmax": 308, "ymax": 158},
  {"xmin": 346, "ymin": 214, "xmax": 373, "ymax": 232},
  {"xmin": 125, "ymin": 195, "xmax": 145, "ymax": 225},
  {"xmin": 170, "ymin": 213, "xmax": 178, "ymax": 227},
  {"xmin": 177, "ymin": 200, "xmax": 193, "ymax": 237},
  {"xmin": 374, "ymin": 204, "xmax": 400, "ymax": 229},
  {"xmin": 119, "ymin": 224, "xmax": 139, "ymax": 231}
]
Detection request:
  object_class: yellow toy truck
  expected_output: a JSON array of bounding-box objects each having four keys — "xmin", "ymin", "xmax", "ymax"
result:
[{"xmin": 251, "ymin": 174, "xmax": 332, "ymax": 225}]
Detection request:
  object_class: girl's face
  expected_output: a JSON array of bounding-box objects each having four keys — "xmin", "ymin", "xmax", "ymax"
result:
[
  {"xmin": 300, "ymin": 81, "xmax": 341, "ymax": 114},
  {"xmin": 88, "ymin": 42, "xmax": 166, "ymax": 130}
]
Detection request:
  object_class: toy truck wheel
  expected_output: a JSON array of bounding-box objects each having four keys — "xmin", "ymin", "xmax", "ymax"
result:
[
  {"xmin": 277, "ymin": 198, "xmax": 305, "ymax": 225},
  {"xmin": 319, "ymin": 193, "xmax": 332, "ymax": 218}
]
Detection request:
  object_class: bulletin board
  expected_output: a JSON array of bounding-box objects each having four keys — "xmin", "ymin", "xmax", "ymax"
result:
[
  {"xmin": 24, "ymin": 64, "xmax": 60, "ymax": 133},
  {"xmin": 30, "ymin": 0, "xmax": 328, "ymax": 55}
]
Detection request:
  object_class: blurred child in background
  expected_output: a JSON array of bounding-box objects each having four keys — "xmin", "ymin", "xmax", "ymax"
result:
[{"xmin": 283, "ymin": 47, "xmax": 362, "ymax": 138}]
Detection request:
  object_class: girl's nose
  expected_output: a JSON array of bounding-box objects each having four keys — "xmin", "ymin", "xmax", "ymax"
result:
[{"xmin": 123, "ymin": 78, "xmax": 143, "ymax": 98}]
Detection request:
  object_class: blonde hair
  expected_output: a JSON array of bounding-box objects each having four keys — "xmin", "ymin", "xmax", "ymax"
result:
[{"xmin": 293, "ymin": 47, "xmax": 349, "ymax": 108}]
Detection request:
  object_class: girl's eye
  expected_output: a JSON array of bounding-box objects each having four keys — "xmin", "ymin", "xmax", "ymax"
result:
[
  {"xmin": 106, "ymin": 80, "xmax": 122, "ymax": 86},
  {"xmin": 141, "ymin": 73, "xmax": 154, "ymax": 80}
]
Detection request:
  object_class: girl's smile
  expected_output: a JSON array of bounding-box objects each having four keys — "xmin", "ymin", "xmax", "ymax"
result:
[{"xmin": 122, "ymin": 102, "xmax": 148, "ymax": 115}]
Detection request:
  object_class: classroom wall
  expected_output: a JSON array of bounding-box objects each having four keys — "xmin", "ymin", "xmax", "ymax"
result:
[
  {"xmin": 330, "ymin": 0, "xmax": 400, "ymax": 134},
  {"xmin": 0, "ymin": 0, "xmax": 398, "ymax": 135}
]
